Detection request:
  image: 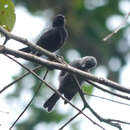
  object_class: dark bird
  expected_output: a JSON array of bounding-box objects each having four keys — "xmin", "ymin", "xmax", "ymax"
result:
[
  {"xmin": 43, "ymin": 56, "xmax": 97, "ymax": 112},
  {"xmin": 19, "ymin": 14, "xmax": 68, "ymax": 56}
]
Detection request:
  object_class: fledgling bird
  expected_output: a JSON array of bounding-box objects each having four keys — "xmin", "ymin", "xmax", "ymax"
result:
[
  {"xmin": 43, "ymin": 56, "xmax": 97, "ymax": 112},
  {"xmin": 19, "ymin": 14, "xmax": 68, "ymax": 56}
]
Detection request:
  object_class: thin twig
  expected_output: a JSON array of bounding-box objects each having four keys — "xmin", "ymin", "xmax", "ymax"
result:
[
  {"xmin": 58, "ymin": 107, "xmax": 86, "ymax": 130},
  {"xmin": 107, "ymin": 119, "xmax": 130, "ymax": 125},
  {"xmin": 5, "ymin": 54, "xmax": 104, "ymax": 129},
  {"xmin": 86, "ymin": 80, "xmax": 130, "ymax": 101},
  {"xmin": 3, "ymin": 37, "xmax": 9, "ymax": 45},
  {"xmin": 79, "ymin": 99, "xmax": 122, "ymax": 130},
  {"xmin": 72, "ymin": 75, "xmax": 87, "ymax": 107},
  {"xmin": 103, "ymin": 11, "xmax": 130, "ymax": 41},
  {"xmin": 9, "ymin": 70, "xmax": 49, "ymax": 130},
  {"xmin": 0, "ymin": 110, "xmax": 9, "ymax": 114},
  {"xmin": 0, "ymin": 65, "xmax": 42, "ymax": 94},
  {"xmin": 85, "ymin": 93, "xmax": 130, "ymax": 107}
]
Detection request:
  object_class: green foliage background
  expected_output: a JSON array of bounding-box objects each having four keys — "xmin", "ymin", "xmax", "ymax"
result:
[{"xmin": 5, "ymin": 0, "xmax": 130, "ymax": 130}]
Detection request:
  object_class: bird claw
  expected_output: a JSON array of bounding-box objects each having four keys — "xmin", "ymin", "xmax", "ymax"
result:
[
  {"xmin": 55, "ymin": 54, "xmax": 67, "ymax": 65},
  {"xmin": 55, "ymin": 54, "xmax": 63, "ymax": 61}
]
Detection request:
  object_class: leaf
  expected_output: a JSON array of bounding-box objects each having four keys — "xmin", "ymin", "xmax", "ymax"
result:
[
  {"xmin": 0, "ymin": 0, "xmax": 16, "ymax": 31},
  {"xmin": 82, "ymin": 84, "xmax": 93, "ymax": 95}
]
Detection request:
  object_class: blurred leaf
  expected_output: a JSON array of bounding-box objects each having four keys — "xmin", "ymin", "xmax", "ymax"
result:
[
  {"xmin": 82, "ymin": 84, "xmax": 93, "ymax": 95},
  {"xmin": 71, "ymin": 121, "xmax": 81, "ymax": 130},
  {"xmin": 0, "ymin": 0, "xmax": 15, "ymax": 31},
  {"xmin": 17, "ymin": 107, "xmax": 68, "ymax": 130}
]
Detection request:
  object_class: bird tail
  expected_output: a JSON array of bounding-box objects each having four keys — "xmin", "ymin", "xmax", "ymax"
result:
[
  {"xmin": 43, "ymin": 93, "xmax": 60, "ymax": 112},
  {"xmin": 19, "ymin": 47, "xmax": 31, "ymax": 53},
  {"xmin": 18, "ymin": 47, "xmax": 42, "ymax": 57},
  {"xmin": 15, "ymin": 47, "xmax": 31, "ymax": 58}
]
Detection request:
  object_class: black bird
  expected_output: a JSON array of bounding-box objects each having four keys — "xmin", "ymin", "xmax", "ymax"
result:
[
  {"xmin": 43, "ymin": 56, "xmax": 97, "ymax": 112},
  {"xmin": 19, "ymin": 14, "xmax": 68, "ymax": 56}
]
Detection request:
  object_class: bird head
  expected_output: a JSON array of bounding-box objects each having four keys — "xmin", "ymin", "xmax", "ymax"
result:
[
  {"xmin": 80, "ymin": 56, "xmax": 97, "ymax": 71},
  {"xmin": 53, "ymin": 14, "xmax": 65, "ymax": 27}
]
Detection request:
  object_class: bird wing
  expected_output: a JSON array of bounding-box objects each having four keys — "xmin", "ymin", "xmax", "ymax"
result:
[
  {"xmin": 36, "ymin": 28, "xmax": 55, "ymax": 44},
  {"xmin": 36, "ymin": 28, "xmax": 62, "ymax": 52}
]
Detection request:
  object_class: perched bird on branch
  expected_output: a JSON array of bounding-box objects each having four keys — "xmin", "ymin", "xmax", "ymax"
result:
[
  {"xmin": 43, "ymin": 56, "xmax": 97, "ymax": 112},
  {"xmin": 19, "ymin": 14, "xmax": 68, "ymax": 56}
]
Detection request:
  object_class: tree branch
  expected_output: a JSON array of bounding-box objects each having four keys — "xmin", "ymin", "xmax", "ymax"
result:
[
  {"xmin": 5, "ymin": 54, "xmax": 104, "ymax": 130},
  {"xmin": 58, "ymin": 107, "xmax": 86, "ymax": 130},
  {"xmin": 103, "ymin": 11, "xmax": 130, "ymax": 41},
  {"xmin": 72, "ymin": 75, "xmax": 87, "ymax": 107},
  {"xmin": 84, "ymin": 93, "xmax": 130, "ymax": 107},
  {"xmin": 0, "ymin": 45, "xmax": 130, "ymax": 95},
  {"xmin": 59, "ymin": 77, "xmax": 130, "ymax": 130},
  {"xmin": 9, "ymin": 68, "xmax": 49, "ymax": 130},
  {"xmin": 0, "ymin": 26, "xmax": 129, "ymax": 94},
  {"xmin": 0, "ymin": 26, "xmax": 63, "ymax": 63},
  {"xmin": 0, "ymin": 65, "xmax": 42, "ymax": 94},
  {"xmin": 1, "ymin": 26, "xmax": 130, "ymax": 130},
  {"xmin": 86, "ymin": 80, "xmax": 130, "ymax": 101}
]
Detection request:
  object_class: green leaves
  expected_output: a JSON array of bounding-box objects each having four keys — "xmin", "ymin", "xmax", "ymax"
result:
[
  {"xmin": 0, "ymin": 0, "xmax": 15, "ymax": 31},
  {"xmin": 82, "ymin": 84, "xmax": 94, "ymax": 96}
]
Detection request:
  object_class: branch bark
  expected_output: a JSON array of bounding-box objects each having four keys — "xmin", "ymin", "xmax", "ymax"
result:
[{"xmin": 0, "ymin": 45, "xmax": 130, "ymax": 95}]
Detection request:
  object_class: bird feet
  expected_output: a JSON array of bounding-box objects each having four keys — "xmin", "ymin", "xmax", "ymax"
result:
[{"xmin": 55, "ymin": 54, "xmax": 68, "ymax": 67}]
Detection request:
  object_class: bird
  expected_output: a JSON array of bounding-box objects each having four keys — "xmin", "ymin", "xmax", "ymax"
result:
[
  {"xmin": 19, "ymin": 14, "xmax": 68, "ymax": 56},
  {"xmin": 43, "ymin": 56, "xmax": 97, "ymax": 112}
]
